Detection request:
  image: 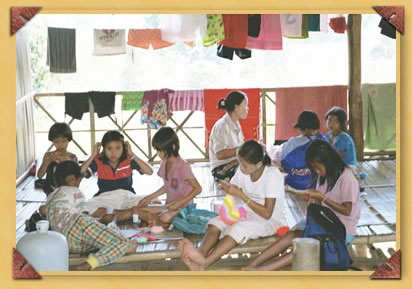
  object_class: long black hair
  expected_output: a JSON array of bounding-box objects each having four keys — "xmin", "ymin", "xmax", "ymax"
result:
[
  {"xmin": 306, "ymin": 139, "xmax": 346, "ymax": 191},
  {"xmin": 44, "ymin": 160, "xmax": 82, "ymax": 195},
  {"xmin": 238, "ymin": 140, "xmax": 271, "ymax": 166},
  {"xmin": 216, "ymin": 90, "xmax": 247, "ymax": 113}
]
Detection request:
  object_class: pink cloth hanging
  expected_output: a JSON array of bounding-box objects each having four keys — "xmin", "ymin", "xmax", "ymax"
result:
[
  {"xmin": 246, "ymin": 14, "xmax": 282, "ymax": 50},
  {"xmin": 275, "ymin": 86, "xmax": 347, "ymax": 140},
  {"xmin": 168, "ymin": 90, "xmax": 204, "ymax": 112}
]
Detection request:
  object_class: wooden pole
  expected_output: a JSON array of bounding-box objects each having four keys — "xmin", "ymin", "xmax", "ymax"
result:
[{"xmin": 347, "ymin": 14, "xmax": 364, "ymax": 161}]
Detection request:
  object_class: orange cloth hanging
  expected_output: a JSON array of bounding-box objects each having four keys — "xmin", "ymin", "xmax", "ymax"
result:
[{"xmin": 204, "ymin": 88, "xmax": 261, "ymax": 147}]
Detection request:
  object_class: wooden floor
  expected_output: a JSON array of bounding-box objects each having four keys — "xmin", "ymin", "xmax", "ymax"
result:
[{"xmin": 16, "ymin": 160, "xmax": 397, "ymax": 271}]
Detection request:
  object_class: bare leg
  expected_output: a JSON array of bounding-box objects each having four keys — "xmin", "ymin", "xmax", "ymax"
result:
[
  {"xmin": 242, "ymin": 230, "xmax": 303, "ymax": 271},
  {"xmin": 73, "ymin": 262, "xmax": 91, "ymax": 271},
  {"xmin": 199, "ymin": 225, "xmax": 221, "ymax": 256},
  {"xmin": 182, "ymin": 235, "xmax": 237, "ymax": 270},
  {"xmin": 245, "ymin": 252, "xmax": 293, "ymax": 271}
]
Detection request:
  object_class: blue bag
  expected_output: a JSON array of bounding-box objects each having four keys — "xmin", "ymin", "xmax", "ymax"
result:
[
  {"xmin": 172, "ymin": 203, "xmax": 218, "ymax": 235},
  {"xmin": 302, "ymin": 203, "xmax": 352, "ymax": 271}
]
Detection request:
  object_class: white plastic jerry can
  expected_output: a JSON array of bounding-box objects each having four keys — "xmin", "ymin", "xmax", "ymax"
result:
[{"xmin": 16, "ymin": 220, "xmax": 69, "ymax": 271}]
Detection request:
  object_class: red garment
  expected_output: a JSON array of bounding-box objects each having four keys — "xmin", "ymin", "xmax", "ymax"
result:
[
  {"xmin": 204, "ymin": 88, "xmax": 261, "ymax": 147},
  {"xmin": 219, "ymin": 14, "xmax": 249, "ymax": 49},
  {"xmin": 329, "ymin": 16, "xmax": 347, "ymax": 33},
  {"xmin": 275, "ymin": 86, "xmax": 347, "ymax": 140}
]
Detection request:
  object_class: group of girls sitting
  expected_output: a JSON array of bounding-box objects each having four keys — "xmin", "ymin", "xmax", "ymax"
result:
[{"xmin": 36, "ymin": 90, "xmax": 359, "ymax": 271}]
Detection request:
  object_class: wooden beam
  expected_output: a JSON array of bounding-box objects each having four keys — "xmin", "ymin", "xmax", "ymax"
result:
[{"xmin": 347, "ymin": 14, "xmax": 364, "ymax": 161}]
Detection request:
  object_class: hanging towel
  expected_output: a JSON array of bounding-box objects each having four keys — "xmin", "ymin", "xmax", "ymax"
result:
[
  {"xmin": 47, "ymin": 27, "xmax": 76, "ymax": 73},
  {"xmin": 141, "ymin": 89, "xmax": 174, "ymax": 128},
  {"xmin": 308, "ymin": 14, "xmax": 320, "ymax": 31},
  {"xmin": 319, "ymin": 14, "xmax": 329, "ymax": 32},
  {"xmin": 65, "ymin": 92, "xmax": 89, "ymax": 120},
  {"xmin": 362, "ymin": 83, "xmax": 396, "ymax": 150},
  {"xmin": 219, "ymin": 14, "xmax": 249, "ymax": 49},
  {"xmin": 127, "ymin": 29, "xmax": 174, "ymax": 49},
  {"xmin": 245, "ymin": 14, "xmax": 282, "ymax": 50},
  {"xmin": 275, "ymin": 86, "xmax": 347, "ymax": 140},
  {"xmin": 121, "ymin": 91, "xmax": 144, "ymax": 111},
  {"xmin": 160, "ymin": 14, "xmax": 207, "ymax": 43},
  {"xmin": 204, "ymin": 88, "xmax": 261, "ymax": 147},
  {"xmin": 378, "ymin": 18, "xmax": 396, "ymax": 39},
  {"xmin": 248, "ymin": 14, "xmax": 261, "ymax": 37},
  {"xmin": 203, "ymin": 14, "xmax": 225, "ymax": 47},
  {"xmin": 284, "ymin": 15, "xmax": 309, "ymax": 39},
  {"xmin": 329, "ymin": 15, "xmax": 347, "ymax": 34},
  {"xmin": 168, "ymin": 90, "xmax": 204, "ymax": 112},
  {"xmin": 280, "ymin": 14, "xmax": 302, "ymax": 37},
  {"xmin": 93, "ymin": 29, "xmax": 126, "ymax": 55},
  {"xmin": 89, "ymin": 91, "xmax": 116, "ymax": 118}
]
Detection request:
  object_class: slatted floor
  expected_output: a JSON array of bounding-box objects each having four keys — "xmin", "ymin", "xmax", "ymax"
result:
[{"xmin": 16, "ymin": 160, "xmax": 397, "ymax": 271}]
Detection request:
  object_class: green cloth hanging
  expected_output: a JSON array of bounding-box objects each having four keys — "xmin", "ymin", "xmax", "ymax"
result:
[
  {"xmin": 308, "ymin": 14, "xmax": 320, "ymax": 31},
  {"xmin": 362, "ymin": 83, "xmax": 396, "ymax": 151},
  {"xmin": 285, "ymin": 14, "xmax": 309, "ymax": 39},
  {"xmin": 121, "ymin": 91, "xmax": 144, "ymax": 111}
]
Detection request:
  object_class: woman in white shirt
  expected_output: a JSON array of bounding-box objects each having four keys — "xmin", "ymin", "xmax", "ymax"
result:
[{"xmin": 209, "ymin": 90, "xmax": 249, "ymax": 180}]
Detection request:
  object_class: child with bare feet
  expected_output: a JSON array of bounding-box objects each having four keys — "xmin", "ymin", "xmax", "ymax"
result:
[
  {"xmin": 44, "ymin": 160, "xmax": 138, "ymax": 271},
  {"xmin": 80, "ymin": 130, "xmax": 154, "ymax": 226},
  {"xmin": 179, "ymin": 140, "xmax": 287, "ymax": 270},
  {"xmin": 136, "ymin": 127, "xmax": 202, "ymax": 227},
  {"xmin": 242, "ymin": 140, "xmax": 360, "ymax": 271}
]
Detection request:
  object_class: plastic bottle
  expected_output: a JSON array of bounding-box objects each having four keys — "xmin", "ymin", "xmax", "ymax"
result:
[{"xmin": 16, "ymin": 220, "xmax": 69, "ymax": 271}]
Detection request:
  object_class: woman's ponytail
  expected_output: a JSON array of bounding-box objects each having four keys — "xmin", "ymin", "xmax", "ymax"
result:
[
  {"xmin": 44, "ymin": 161, "xmax": 59, "ymax": 196},
  {"xmin": 263, "ymin": 153, "xmax": 272, "ymax": 166},
  {"xmin": 216, "ymin": 98, "xmax": 226, "ymax": 110}
]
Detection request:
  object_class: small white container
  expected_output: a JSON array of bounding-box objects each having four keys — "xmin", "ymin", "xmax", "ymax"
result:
[
  {"xmin": 16, "ymin": 220, "xmax": 69, "ymax": 271},
  {"xmin": 132, "ymin": 213, "xmax": 140, "ymax": 224},
  {"xmin": 291, "ymin": 237, "xmax": 320, "ymax": 271}
]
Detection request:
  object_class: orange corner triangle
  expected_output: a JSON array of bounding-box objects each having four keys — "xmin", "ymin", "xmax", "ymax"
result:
[
  {"xmin": 370, "ymin": 249, "xmax": 401, "ymax": 279},
  {"xmin": 11, "ymin": 7, "xmax": 42, "ymax": 35},
  {"xmin": 12, "ymin": 248, "xmax": 41, "ymax": 279}
]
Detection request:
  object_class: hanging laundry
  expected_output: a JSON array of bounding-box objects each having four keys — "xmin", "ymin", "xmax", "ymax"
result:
[
  {"xmin": 378, "ymin": 18, "xmax": 396, "ymax": 39},
  {"xmin": 47, "ymin": 27, "xmax": 76, "ymax": 73},
  {"xmin": 248, "ymin": 14, "xmax": 261, "ymax": 37},
  {"xmin": 308, "ymin": 14, "xmax": 320, "ymax": 31},
  {"xmin": 168, "ymin": 90, "xmax": 204, "ymax": 112},
  {"xmin": 245, "ymin": 14, "xmax": 282, "ymax": 50},
  {"xmin": 64, "ymin": 92, "xmax": 89, "ymax": 120},
  {"xmin": 284, "ymin": 15, "xmax": 309, "ymax": 39},
  {"xmin": 219, "ymin": 14, "xmax": 249, "ymax": 49},
  {"xmin": 93, "ymin": 29, "xmax": 126, "ymax": 55},
  {"xmin": 141, "ymin": 89, "xmax": 174, "ymax": 128},
  {"xmin": 203, "ymin": 14, "xmax": 225, "ymax": 47},
  {"xmin": 121, "ymin": 91, "xmax": 144, "ymax": 111},
  {"xmin": 275, "ymin": 86, "xmax": 348, "ymax": 140},
  {"xmin": 280, "ymin": 14, "xmax": 302, "ymax": 37},
  {"xmin": 160, "ymin": 14, "xmax": 207, "ymax": 43},
  {"xmin": 216, "ymin": 45, "xmax": 251, "ymax": 60},
  {"xmin": 362, "ymin": 83, "xmax": 396, "ymax": 150},
  {"xmin": 127, "ymin": 29, "xmax": 174, "ymax": 49},
  {"xmin": 319, "ymin": 14, "xmax": 329, "ymax": 32},
  {"xmin": 89, "ymin": 91, "xmax": 116, "ymax": 118},
  {"xmin": 203, "ymin": 88, "xmax": 261, "ymax": 147},
  {"xmin": 329, "ymin": 15, "xmax": 347, "ymax": 33}
]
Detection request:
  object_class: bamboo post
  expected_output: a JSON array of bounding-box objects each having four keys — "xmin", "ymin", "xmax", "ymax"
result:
[{"xmin": 347, "ymin": 14, "xmax": 364, "ymax": 161}]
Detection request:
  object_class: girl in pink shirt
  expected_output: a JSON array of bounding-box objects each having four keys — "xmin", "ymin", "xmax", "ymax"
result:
[
  {"xmin": 243, "ymin": 139, "xmax": 360, "ymax": 271},
  {"xmin": 137, "ymin": 127, "xmax": 202, "ymax": 226}
]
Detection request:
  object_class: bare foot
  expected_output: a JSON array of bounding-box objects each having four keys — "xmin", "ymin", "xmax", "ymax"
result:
[
  {"xmin": 181, "ymin": 239, "xmax": 207, "ymax": 271},
  {"xmin": 127, "ymin": 239, "xmax": 138, "ymax": 254},
  {"xmin": 179, "ymin": 240, "xmax": 203, "ymax": 271},
  {"xmin": 241, "ymin": 265, "xmax": 260, "ymax": 271},
  {"xmin": 73, "ymin": 261, "xmax": 91, "ymax": 271}
]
